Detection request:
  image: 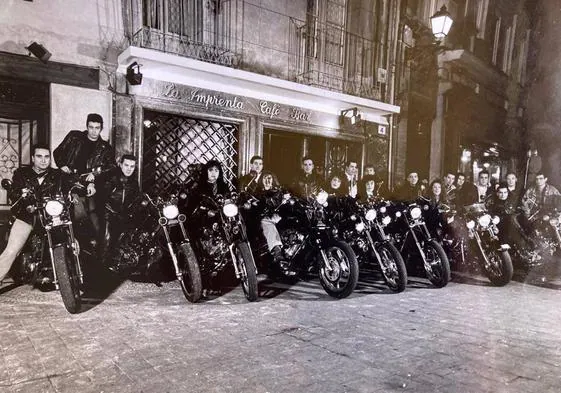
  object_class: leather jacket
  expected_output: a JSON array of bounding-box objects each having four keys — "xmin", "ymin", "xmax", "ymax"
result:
[
  {"xmin": 521, "ymin": 184, "xmax": 561, "ymax": 216},
  {"xmin": 290, "ymin": 172, "xmax": 324, "ymax": 199},
  {"xmin": 10, "ymin": 167, "xmax": 71, "ymax": 225},
  {"xmin": 53, "ymin": 130, "xmax": 115, "ymax": 174},
  {"xmin": 95, "ymin": 168, "xmax": 139, "ymax": 215}
]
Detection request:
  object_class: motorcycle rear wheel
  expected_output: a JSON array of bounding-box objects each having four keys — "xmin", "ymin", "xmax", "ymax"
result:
[
  {"xmin": 484, "ymin": 249, "xmax": 513, "ymax": 286},
  {"xmin": 376, "ymin": 242, "xmax": 407, "ymax": 292},
  {"xmin": 319, "ymin": 240, "xmax": 359, "ymax": 299},
  {"xmin": 177, "ymin": 242, "xmax": 203, "ymax": 303},
  {"xmin": 52, "ymin": 245, "xmax": 82, "ymax": 314},
  {"xmin": 236, "ymin": 242, "xmax": 258, "ymax": 302},
  {"xmin": 422, "ymin": 240, "xmax": 450, "ymax": 288}
]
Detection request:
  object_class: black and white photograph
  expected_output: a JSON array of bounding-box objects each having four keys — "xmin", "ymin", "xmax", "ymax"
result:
[{"xmin": 1, "ymin": 0, "xmax": 560, "ymax": 392}]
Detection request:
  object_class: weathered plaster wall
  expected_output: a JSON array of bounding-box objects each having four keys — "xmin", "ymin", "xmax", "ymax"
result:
[
  {"xmin": 0, "ymin": 0, "xmax": 125, "ymax": 67},
  {"xmin": 240, "ymin": 0, "xmax": 307, "ymax": 79},
  {"xmin": 50, "ymin": 84, "xmax": 113, "ymax": 166}
]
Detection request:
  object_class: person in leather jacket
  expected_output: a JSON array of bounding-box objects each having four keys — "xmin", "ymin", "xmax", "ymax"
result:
[
  {"xmin": 187, "ymin": 160, "xmax": 231, "ymax": 216},
  {"xmin": 393, "ymin": 172, "xmax": 426, "ymax": 203},
  {"xmin": 239, "ymin": 155, "xmax": 264, "ymax": 193},
  {"xmin": 487, "ymin": 182, "xmax": 534, "ymax": 256},
  {"xmin": 290, "ymin": 157, "xmax": 324, "ymax": 199},
  {"xmin": 95, "ymin": 154, "xmax": 139, "ymax": 267},
  {"xmin": 53, "ymin": 113, "xmax": 116, "ymax": 236},
  {"xmin": 0, "ymin": 144, "xmax": 73, "ymax": 284}
]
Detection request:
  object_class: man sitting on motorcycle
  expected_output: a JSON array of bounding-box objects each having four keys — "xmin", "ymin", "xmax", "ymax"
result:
[
  {"xmin": 0, "ymin": 144, "xmax": 76, "ymax": 286},
  {"xmin": 95, "ymin": 154, "xmax": 139, "ymax": 269},
  {"xmin": 290, "ymin": 157, "xmax": 324, "ymax": 199},
  {"xmin": 521, "ymin": 172, "xmax": 561, "ymax": 218}
]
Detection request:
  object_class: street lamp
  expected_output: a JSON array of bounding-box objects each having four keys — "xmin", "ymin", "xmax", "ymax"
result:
[{"xmin": 430, "ymin": 5, "xmax": 454, "ymax": 40}]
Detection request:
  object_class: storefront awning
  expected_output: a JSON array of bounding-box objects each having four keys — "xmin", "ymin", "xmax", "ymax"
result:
[{"xmin": 117, "ymin": 46, "xmax": 400, "ymax": 125}]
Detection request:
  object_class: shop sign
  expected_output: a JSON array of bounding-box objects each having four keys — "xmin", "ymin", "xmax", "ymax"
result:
[{"xmin": 151, "ymin": 81, "xmax": 314, "ymax": 124}]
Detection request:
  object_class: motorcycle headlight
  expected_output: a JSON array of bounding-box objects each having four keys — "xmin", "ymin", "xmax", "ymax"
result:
[
  {"xmin": 45, "ymin": 200, "xmax": 64, "ymax": 217},
  {"xmin": 223, "ymin": 203, "xmax": 238, "ymax": 217},
  {"xmin": 410, "ymin": 207, "xmax": 422, "ymax": 220},
  {"xmin": 355, "ymin": 222, "xmax": 365, "ymax": 232},
  {"xmin": 492, "ymin": 215, "xmax": 500, "ymax": 225},
  {"xmin": 478, "ymin": 214, "xmax": 491, "ymax": 228},
  {"xmin": 466, "ymin": 220, "xmax": 476, "ymax": 229},
  {"xmin": 365, "ymin": 209, "xmax": 377, "ymax": 221},
  {"xmin": 380, "ymin": 206, "xmax": 387, "ymax": 213},
  {"xmin": 395, "ymin": 211, "xmax": 402, "ymax": 218},
  {"xmin": 550, "ymin": 218, "xmax": 559, "ymax": 226},
  {"xmin": 382, "ymin": 216, "xmax": 391, "ymax": 225},
  {"xmin": 316, "ymin": 190, "xmax": 329, "ymax": 205},
  {"xmin": 162, "ymin": 204, "xmax": 179, "ymax": 219}
]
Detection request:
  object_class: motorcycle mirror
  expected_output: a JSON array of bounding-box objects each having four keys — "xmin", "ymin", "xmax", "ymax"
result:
[{"xmin": 1, "ymin": 179, "xmax": 12, "ymax": 190}]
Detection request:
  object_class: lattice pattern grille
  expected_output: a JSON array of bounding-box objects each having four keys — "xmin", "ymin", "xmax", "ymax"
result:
[{"xmin": 143, "ymin": 112, "xmax": 238, "ymax": 195}]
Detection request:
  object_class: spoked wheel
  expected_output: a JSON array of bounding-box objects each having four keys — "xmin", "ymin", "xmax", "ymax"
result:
[
  {"xmin": 52, "ymin": 245, "xmax": 82, "ymax": 314},
  {"xmin": 319, "ymin": 240, "xmax": 359, "ymax": 299},
  {"xmin": 422, "ymin": 240, "xmax": 450, "ymax": 288},
  {"xmin": 177, "ymin": 242, "xmax": 203, "ymax": 303},
  {"xmin": 235, "ymin": 242, "xmax": 258, "ymax": 302},
  {"xmin": 483, "ymin": 249, "xmax": 513, "ymax": 286},
  {"xmin": 376, "ymin": 242, "xmax": 407, "ymax": 292}
]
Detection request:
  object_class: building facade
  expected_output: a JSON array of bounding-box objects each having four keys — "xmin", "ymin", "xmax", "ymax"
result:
[
  {"xmin": 0, "ymin": 0, "xmax": 402, "ymax": 205},
  {"xmin": 395, "ymin": 0, "xmax": 532, "ymax": 185}
]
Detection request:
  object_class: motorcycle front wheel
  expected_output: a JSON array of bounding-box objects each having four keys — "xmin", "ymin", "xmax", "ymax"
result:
[
  {"xmin": 318, "ymin": 240, "xmax": 359, "ymax": 299},
  {"xmin": 422, "ymin": 240, "xmax": 450, "ymax": 288},
  {"xmin": 482, "ymin": 249, "xmax": 513, "ymax": 286},
  {"xmin": 235, "ymin": 242, "xmax": 258, "ymax": 302},
  {"xmin": 52, "ymin": 245, "xmax": 82, "ymax": 314},
  {"xmin": 177, "ymin": 242, "xmax": 203, "ymax": 303},
  {"xmin": 375, "ymin": 242, "xmax": 407, "ymax": 292}
]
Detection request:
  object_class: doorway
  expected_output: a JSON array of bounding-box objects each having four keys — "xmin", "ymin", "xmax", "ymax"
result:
[{"xmin": 263, "ymin": 128, "xmax": 363, "ymax": 187}]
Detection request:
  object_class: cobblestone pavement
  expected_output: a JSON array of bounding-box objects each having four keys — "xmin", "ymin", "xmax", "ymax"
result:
[{"xmin": 1, "ymin": 269, "xmax": 561, "ymax": 393}]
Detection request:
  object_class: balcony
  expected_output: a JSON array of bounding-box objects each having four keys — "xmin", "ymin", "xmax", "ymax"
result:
[
  {"xmin": 131, "ymin": 27, "xmax": 240, "ymax": 68},
  {"xmin": 128, "ymin": 7, "xmax": 388, "ymax": 103}
]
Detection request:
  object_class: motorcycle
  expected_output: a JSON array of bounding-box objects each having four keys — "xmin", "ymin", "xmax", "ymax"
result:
[
  {"xmin": 387, "ymin": 200, "xmax": 450, "ymax": 287},
  {"xmin": 331, "ymin": 197, "xmax": 407, "ymax": 292},
  {"xmin": 267, "ymin": 190, "xmax": 360, "ymax": 298},
  {"xmin": 190, "ymin": 192, "xmax": 258, "ymax": 301},
  {"xmin": 516, "ymin": 207, "xmax": 561, "ymax": 277},
  {"xmin": 110, "ymin": 192, "xmax": 203, "ymax": 302},
  {"xmin": 442, "ymin": 203, "xmax": 513, "ymax": 286},
  {"xmin": 2, "ymin": 179, "xmax": 84, "ymax": 314}
]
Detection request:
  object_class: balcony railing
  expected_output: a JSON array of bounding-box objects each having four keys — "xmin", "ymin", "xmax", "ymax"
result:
[
  {"xmin": 289, "ymin": 17, "xmax": 387, "ymax": 101},
  {"xmin": 129, "ymin": 8, "xmax": 389, "ymax": 102},
  {"xmin": 131, "ymin": 27, "xmax": 240, "ymax": 67}
]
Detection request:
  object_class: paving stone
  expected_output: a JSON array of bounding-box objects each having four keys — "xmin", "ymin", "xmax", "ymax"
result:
[{"xmin": 1, "ymin": 276, "xmax": 561, "ymax": 392}]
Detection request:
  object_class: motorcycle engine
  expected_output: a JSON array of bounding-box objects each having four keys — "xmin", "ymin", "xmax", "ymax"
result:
[
  {"xmin": 281, "ymin": 228, "xmax": 305, "ymax": 258},
  {"xmin": 199, "ymin": 232, "xmax": 229, "ymax": 263}
]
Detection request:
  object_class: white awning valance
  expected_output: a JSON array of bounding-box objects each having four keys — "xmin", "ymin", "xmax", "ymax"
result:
[{"xmin": 117, "ymin": 46, "xmax": 400, "ymax": 125}]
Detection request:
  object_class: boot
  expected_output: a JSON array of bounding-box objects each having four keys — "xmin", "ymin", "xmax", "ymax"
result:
[{"xmin": 271, "ymin": 246, "xmax": 295, "ymax": 276}]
